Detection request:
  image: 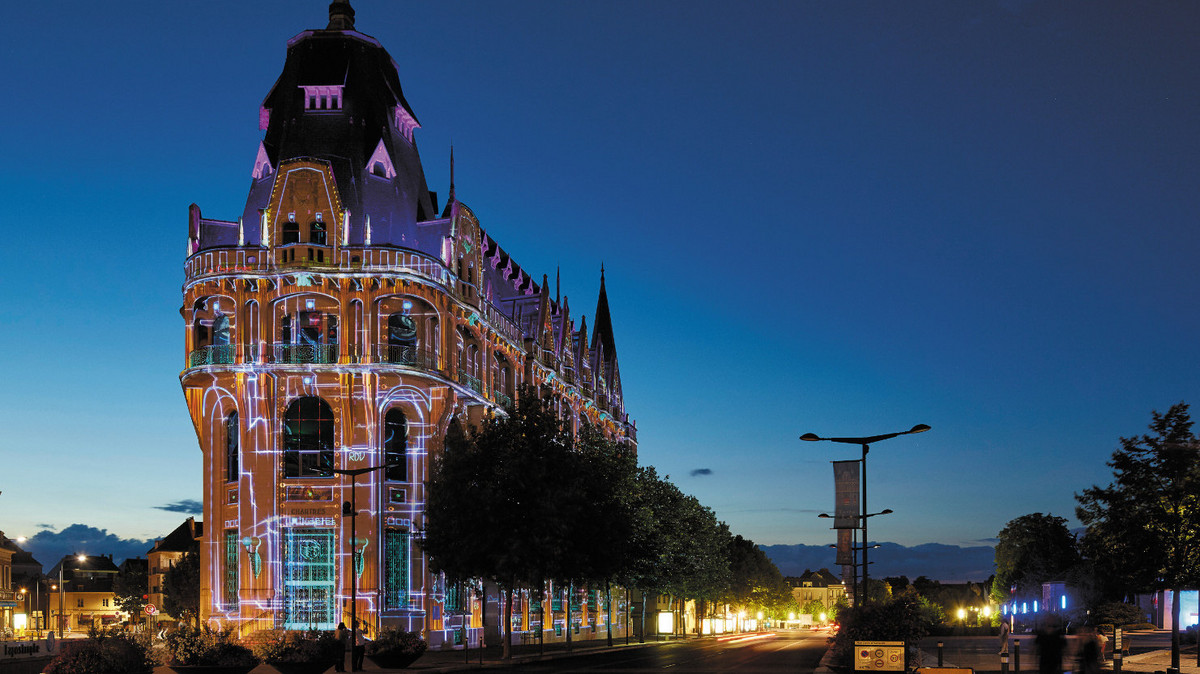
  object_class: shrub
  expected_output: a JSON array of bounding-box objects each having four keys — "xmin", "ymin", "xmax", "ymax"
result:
[
  {"xmin": 828, "ymin": 597, "xmax": 938, "ymax": 672},
  {"xmin": 1090, "ymin": 602, "xmax": 1146, "ymax": 627},
  {"xmin": 365, "ymin": 627, "xmax": 427, "ymax": 658},
  {"xmin": 44, "ymin": 627, "xmax": 157, "ymax": 674},
  {"xmin": 250, "ymin": 629, "xmax": 342, "ymax": 665},
  {"xmin": 164, "ymin": 625, "xmax": 258, "ymax": 667}
]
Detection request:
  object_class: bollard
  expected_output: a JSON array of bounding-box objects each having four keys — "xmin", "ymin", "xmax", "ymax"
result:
[
  {"xmin": 938, "ymin": 641, "xmax": 944, "ymax": 667},
  {"xmin": 1112, "ymin": 649, "xmax": 1121, "ymax": 674},
  {"xmin": 1001, "ymin": 651, "xmax": 1009, "ymax": 674},
  {"xmin": 1014, "ymin": 638, "xmax": 1020, "ymax": 674}
]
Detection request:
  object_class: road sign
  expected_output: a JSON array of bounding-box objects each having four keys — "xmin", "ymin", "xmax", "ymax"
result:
[
  {"xmin": 145, "ymin": 604, "xmax": 157, "ymax": 615},
  {"xmin": 855, "ymin": 641, "xmax": 905, "ymax": 671}
]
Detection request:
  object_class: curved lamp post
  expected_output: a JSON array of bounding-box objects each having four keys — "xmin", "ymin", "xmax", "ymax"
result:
[
  {"xmin": 802, "ymin": 424, "xmax": 929, "ymax": 604},
  {"xmin": 820, "ymin": 510, "xmax": 891, "ymax": 602}
]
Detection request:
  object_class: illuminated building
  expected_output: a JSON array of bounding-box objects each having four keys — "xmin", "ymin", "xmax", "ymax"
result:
[
  {"xmin": 148, "ymin": 518, "xmax": 202, "ymax": 627},
  {"xmin": 47, "ymin": 555, "xmax": 121, "ymax": 632},
  {"xmin": 181, "ymin": 1, "xmax": 635, "ymax": 648}
]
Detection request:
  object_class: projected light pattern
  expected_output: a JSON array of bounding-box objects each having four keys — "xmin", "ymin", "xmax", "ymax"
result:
[{"xmin": 182, "ymin": 2, "xmax": 634, "ymax": 649}]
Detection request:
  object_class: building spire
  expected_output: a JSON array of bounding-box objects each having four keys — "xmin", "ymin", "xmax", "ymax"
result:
[
  {"xmin": 592, "ymin": 264, "xmax": 616, "ymax": 363},
  {"xmin": 327, "ymin": 0, "xmax": 356, "ymax": 30}
]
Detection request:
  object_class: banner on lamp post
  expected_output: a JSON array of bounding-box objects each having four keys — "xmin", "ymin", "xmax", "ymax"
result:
[
  {"xmin": 836, "ymin": 528, "xmax": 854, "ymax": 565},
  {"xmin": 832, "ymin": 460, "xmax": 860, "ymax": 529}
]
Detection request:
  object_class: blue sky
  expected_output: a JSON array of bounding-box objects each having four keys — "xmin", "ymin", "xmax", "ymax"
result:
[{"xmin": 2, "ymin": 1, "xmax": 1198, "ymax": 570}]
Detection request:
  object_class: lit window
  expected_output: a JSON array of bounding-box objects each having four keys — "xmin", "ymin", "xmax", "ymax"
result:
[
  {"xmin": 384, "ymin": 409, "xmax": 407, "ymax": 482},
  {"xmin": 225, "ymin": 412, "xmax": 239, "ymax": 483},
  {"xmin": 283, "ymin": 397, "xmax": 335, "ymax": 478}
]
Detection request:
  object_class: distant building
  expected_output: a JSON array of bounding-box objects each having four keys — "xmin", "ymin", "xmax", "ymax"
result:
[
  {"xmin": 180, "ymin": 0, "xmax": 633, "ymax": 648},
  {"xmin": 0, "ymin": 532, "xmax": 16, "ymax": 634},
  {"xmin": 787, "ymin": 568, "xmax": 847, "ymax": 612},
  {"xmin": 148, "ymin": 518, "xmax": 202, "ymax": 626},
  {"xmin": 47, "ymin": 554, "xmax": 120, "ymax": 632}
]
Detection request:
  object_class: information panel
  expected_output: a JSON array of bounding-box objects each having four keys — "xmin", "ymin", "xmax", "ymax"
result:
[{"xmin": 855, "ymin": 641, "xmax": 905, "ymax": 671}]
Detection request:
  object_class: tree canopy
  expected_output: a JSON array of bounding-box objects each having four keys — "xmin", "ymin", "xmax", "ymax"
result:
[
  {"xmin": 990, "ymin": 513, "xmax": 1080, "ymax": 604},
  {"xmin": 1076, "ymin": 402, "xmax": 1200, "ymax": 669},
  {"xmin": 163, "ymin": 551, "xmax": 200, "ymax": 626}
]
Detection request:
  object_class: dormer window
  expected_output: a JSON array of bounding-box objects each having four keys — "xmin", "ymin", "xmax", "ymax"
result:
[
  {"xmin": 366, "ymin": 139, "xmax": 397, "ymax": 179},
  {"xmin": 310, "ymin": 219, "xmax": 326, "ymax": 245},
  {"xmin": 282, "ymin": 215, "xmax": 300, "ymax": 245},
  {"xmin": 300, "ymin": 85, "xmax": 344, "ymax": 111}
]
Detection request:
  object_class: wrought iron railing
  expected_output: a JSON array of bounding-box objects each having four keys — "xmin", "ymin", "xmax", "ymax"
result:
[
  {"xmin": 457, "ymin": 369, "xmax": 483, "ymax": 394},
  {"xmin": 188, "ymin": 344, "xmax": 235, "ymax": 367},
  {"xmin": 273, "ymin": 343, "xmax": 338, "ymax": 364},
  {"xmin": 374, "ymin": 344, "xmax": 439, "ymax": 372},
  {"xmin": 493, "ymin": 390, "xmax": 513, "ymax": 408}
]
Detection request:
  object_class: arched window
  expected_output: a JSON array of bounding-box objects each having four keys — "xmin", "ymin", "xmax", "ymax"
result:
[
  {"xmin": 282, "ymin": 221, "xmax": 300, "ymax": 245},
  {"xmin": 384, "ymin": 408, "xmax": 407, "ymax": 482},
  {"xmin": 309, "ymin": 220, "xmax": 326, "ymax": 245},
  {"xmin": 225, "ymin": 411, "xmax": 239, "ymax": 483},
  {"xmin": 283, "ymin": 397, "xmax": 335, "ymax": 478},
  {"xmin": 387, "ymin": 312, "xmax": 417, "ymax": 364}
]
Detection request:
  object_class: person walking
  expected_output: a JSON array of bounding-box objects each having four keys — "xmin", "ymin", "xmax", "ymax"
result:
[
  {"xmin": 1035, "ymin": 621, "xmax": 1066, "ymax": 674},
  {"xmin": 334, "ymin": 622, "xmax": 347, "ymax": 672}
]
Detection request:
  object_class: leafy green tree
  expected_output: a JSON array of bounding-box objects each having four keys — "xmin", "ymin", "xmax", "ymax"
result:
[
  {"xmin": 163, "ymin": 552, "xmax": 200, "ymax": 626},
  {"xmin": 112, "ymin": 567, "xmax": 148, "ymax": 625},
  {"xmin": 801, "ymin": 599, "xmax": 827, "ymax": 619},
  {"xmin": 990, "ymin": 513, "xmax": 1080, "ymax": 604},
  {"xmin": 424, "ymin": 385, "xmax": 576, "ymax": 659},
  {"xmin": 1076, "ymin": 402, "xmax": 1200, "ymax": 670},
  {"xmin": 829, "ymin": 596, "xmax": 937, "ymax": 669},
  {"xmin": 723, "ymin": 535, "xmax": 792, "ymax": 621}
]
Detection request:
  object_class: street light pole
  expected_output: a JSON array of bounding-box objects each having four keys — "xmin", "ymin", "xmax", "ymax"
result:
[
  {"xmin": 802, "ymin": 424, "xmax": 930, "ymax": 604},
  {"xmin": 330, "ymin": 461, "xmax": 399, "ymax": 673}
]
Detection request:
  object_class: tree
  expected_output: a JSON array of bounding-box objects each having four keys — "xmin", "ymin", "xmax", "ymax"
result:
[
  {"xmin": 163, "ymin": 552, "xmax": 200, "ymax": 626},
  {"xmin": 112, "ymin": 567, "xmax": 148, "ymax": 625},
  {"xmin": 723, "ymin": 535, "xmax": 792, "ymax": 621},
  {"xmin": 1076, "ymin": 402, "xmax": 1200, "ymax": 670},
  {"xmin": 423, "ymin": 385, "xmax": 576, "ymax": 659},
  {"xmin": 990, "ymin": 513, "xmax": 1080, "ymax": 604}
]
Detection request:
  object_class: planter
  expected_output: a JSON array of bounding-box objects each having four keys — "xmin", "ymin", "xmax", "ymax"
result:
[
  {"xmin": 167, "ymin": 666, "xmax": 257, "ymax": 674},
  {"xmin": 366, "ymin": 651, "xmax": 423, "ymax": 669},
  {"xmin": 266, "ymin": 662, "xmax": 334, "ymax": 674}
]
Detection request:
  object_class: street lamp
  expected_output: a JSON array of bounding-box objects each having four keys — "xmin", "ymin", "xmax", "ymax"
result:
[
  {"xmin": 330, "ymin": 461, "xmax": 400, "ymax": 673},
  {"xmin": 58, "ymin": 554, "xmax": 87, "ymax": 634},
  {"xmin": 802, "ymin": 424, "xmax": 930, "ymax": 604}
]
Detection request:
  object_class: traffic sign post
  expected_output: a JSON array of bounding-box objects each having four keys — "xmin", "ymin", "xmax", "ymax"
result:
[{"xmin": 855, "ymin": 641, "xmax": 905, "ymax": 671}]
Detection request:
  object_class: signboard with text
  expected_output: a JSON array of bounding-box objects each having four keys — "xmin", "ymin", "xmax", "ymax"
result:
[{"xmin": 855, "ymin": 641, "xmax": 904, "ymax": 671}]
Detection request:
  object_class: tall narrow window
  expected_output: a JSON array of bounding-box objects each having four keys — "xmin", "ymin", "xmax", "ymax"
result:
[
  {"xmin": 223, "ymin": 529, "xmax": 239, "ymax": 610},
  {"xmin": 384, "ymin": 409, "xmax": 407, "ymax": 482},
  {"xmin": 309, "ymin": 220, "xmax": 326, "ymax": 245},
  {"xmin": 283, "ymin": 397, "xmax": 335, "ymax": 478},
  {"xmin": 383, "ymin": 529, "xmax": 410, "ymax": 610},
  {"xmin": 225, "ymin": 412, "xmax": 239, "ymax": 483}
]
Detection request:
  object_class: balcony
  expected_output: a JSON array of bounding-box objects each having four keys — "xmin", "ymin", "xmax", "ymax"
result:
[
  {"xmin": 374, "ymin": 344, "xmax": 439, "ymax": 372},
  {"xmin": 492, "ymin": 390, "xmax": 513, "ymax": 408},
  {"xmin": 188, "ymin": 344, "xmax": 235, "ymax": 367},
  {"xmin": 273, "ymin": 343, "xmax": 338, "ymax": 364},
  {"xmin": 457, "ymin": 368, "xmax": 483, "ymax": 394}
]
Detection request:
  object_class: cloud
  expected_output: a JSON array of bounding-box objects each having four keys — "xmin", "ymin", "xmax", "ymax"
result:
[
  {"xmin": 17, "ymin": 524, "xmax": 157, "ymax": 570},
  {"xmin": 690, "ymin": 468, "xmax": 713, "ymax": 477},
  {"xmin": 155, "ymin": 499, "xmax": 203, "ymax": 514},
  {"xmin": 762, "ymin": 541, "xmax": 996, "ymax": 583}
]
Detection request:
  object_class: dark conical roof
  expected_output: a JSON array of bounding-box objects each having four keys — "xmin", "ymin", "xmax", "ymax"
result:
[
  {"xmin": 241, "ymin": 3, "xmax": 437, "ymax": 249},
  {"xmin": 591, "ymin": 266, "xmax": 617, "ymax": 364}
]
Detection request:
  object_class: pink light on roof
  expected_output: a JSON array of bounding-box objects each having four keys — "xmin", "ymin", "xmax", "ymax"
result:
[
  {"xmin": 393, "ymin": 106, "xmax": 419, "ymax": 143},
  {"xmin": 365, "ymin": 140, "xmax": 396, "ymax": 179},
  {"xmin": 252, "ymin": 142, "xmax": 274, "ymax": 179}
]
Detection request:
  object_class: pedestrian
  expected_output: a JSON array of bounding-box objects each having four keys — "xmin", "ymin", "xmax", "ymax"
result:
[
  {"xmin": 1035, "ymin": 621, "xmax": 1066, "ymax": 674},
  {"xmin": 999, "ymin": 619, "xmax": 1011, "ymax": 655},
  {"xmin": 352, "ymin": 624, "xmax": 370, "ymax": 671},
  {"xmin": 334, "ymin": 622, "xmax": 347, "ymax": 672},
  {"xmin": 1076, "ymin": 626, "xmax": 1102, "ymax": 674}
]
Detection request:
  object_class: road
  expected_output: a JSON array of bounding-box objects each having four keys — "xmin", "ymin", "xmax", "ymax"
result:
[{"xmin": 496, "ymin": 630, "xmax": 831, "ymax": 672}]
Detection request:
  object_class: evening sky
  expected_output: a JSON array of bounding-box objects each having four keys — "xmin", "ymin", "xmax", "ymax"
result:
[{"xmin": 1, "ymin": 1, "xmax": 1197, "ymax": 563}]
